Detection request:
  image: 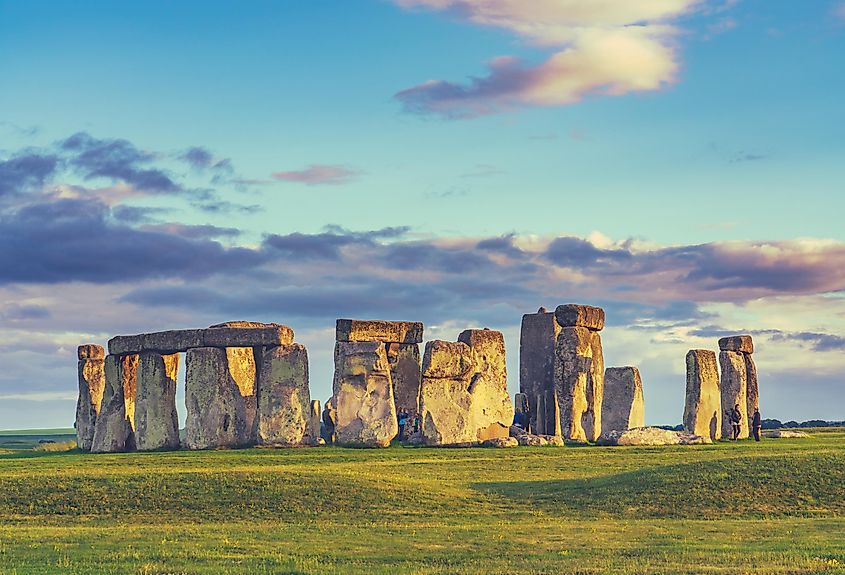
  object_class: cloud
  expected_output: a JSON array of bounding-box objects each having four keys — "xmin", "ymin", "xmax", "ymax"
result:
[
  {"xmin": 272, "ymin": 164, "xmax": 362, "ymax": 186},
  {"xmin": 730, "ymin": 151, "xmax": 768, "ymax": 163},
  {"xmin": 391, "ymin": 0, "xmax": 719, "ymax": 118},
  {"xmin": 0, "ymin": 153, "xmax": 59, "ymax": 198},
  {"xmin": 179, "ymin": 146, "xmax": 233, "ymax": 172}
]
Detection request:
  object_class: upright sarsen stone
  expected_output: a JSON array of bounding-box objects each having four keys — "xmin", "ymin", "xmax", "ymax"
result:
[
  {"xmin": 91, "ymin": 354, "xmax": 138, "ymax": 453},
  {"xmin": 457, "ymin": 329, "xmax": 513, "ymax": 441},
  {"xmin": 386, "ymin": 343, "xmax": 422, "ymax": 416},
  {"xmin": 720, "ymin": 351, "xmax": 749, "ymax": 439},
  {"xmin": 684, "ymin": 349, "xmax": 721, "ymax": 442},
  {"xmin": 256, "ymin": 344, "xmax": 312, "ymax": 446},
  {"xmin": 135, "ymin": 352, "xmax": 180, "ymax": 451},
  {"xmin": 75, "ymin": 344, "xmax": 106, "ymax": 451},
  {"xmin": 602, "ymin": 367, "xmax": 645, "ymax": 432},
  {"xmin": 519, "ymin": 308, "xmax": 560, "ymax": 434},
  {"xmin": 331, "ymin": 341, "xmax": 398, "ymax": 447},
  {"xmin": 745, "ymin": 353, "xmax": 759, "ymax": 420},
  {"xmin": 554, "ymin": 327, "xmax": 604, "ymax": 442},
  {"xmin": 184, "ymin": 347, "xmax": 253, "ymax": 449}
]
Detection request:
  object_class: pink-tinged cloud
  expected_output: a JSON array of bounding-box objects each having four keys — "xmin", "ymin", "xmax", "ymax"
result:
[
  {"xmin": 272, "ymin": 164, "xmax": 361, "ymax": 186},
  {"xmin": 391, "ymin": 0, "xmax": 722, "ymax": 118}
]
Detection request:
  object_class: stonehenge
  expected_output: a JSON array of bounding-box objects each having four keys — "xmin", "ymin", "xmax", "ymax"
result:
[
  {"xmin": 419, "ymin": 329, "xmax": 513, "ymax": 446},
  {"xmin": 602, "ymin": 367, "xmax": 645, "ymax": 433},
  {"xmin": 74, "ymin": 310, "xmax": 763, "ymax": 453},
  {"xmin": 683, "ymin": 349, "xmax": 721, "ymax": 442}
]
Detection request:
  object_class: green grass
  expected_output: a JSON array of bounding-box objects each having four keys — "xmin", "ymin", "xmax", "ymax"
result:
[{"xmin": 1, "ymin": 431, "xmax": 844, "ymax": 574}]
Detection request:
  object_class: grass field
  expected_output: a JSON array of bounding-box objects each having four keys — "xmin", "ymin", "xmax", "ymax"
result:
[{"xmin": 1, "ymin": 430, "xmax": 844, "ymax": 574}]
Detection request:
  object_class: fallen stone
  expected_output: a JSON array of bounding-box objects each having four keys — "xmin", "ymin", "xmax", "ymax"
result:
[
  {"xmin": 481, "ymin": 437, "xmax": 518, "ymax": 448},
  {"xmin": 331, "ymin": 341, "xmax": 398, "ymax": 447},
  {"xmin": 683, "ymin": 349, "xmax": 721, "ymax": 442},
  {"xmin": 765, "ymin": 429, "xmax": 810, "ymax": 438},
  {"xmin": 554, "ymin": 326, "xmax": 604, "ymax": 442},
  {"xmin": 597, "ymin": 427, "xmax": 706, "ymax": 446},
  {"xmin": 515, "ymin": 434, "xmax": 564, "ymax": 447},
  {"xmin": 75, "ymin": 346, "xmax": 106, "ymax": 451},
  {"xmin": 554, "ymin": 304, "xmax": 605, "ymax": 331},
  {"xmin": 519, "ymin": 308, "xmax": 561, "ymax": 435},
  {"xmin": 134, "ymin": 352, "xmax": 180, "ymax": 451},
  {"xmin": 256, "ymin": 344, "xmax": 312, "ymax": 447},
  {"xmin": 763, "ymin": 430, "xmax": 811, "ymax": 438},
  {"xmin": 720, "ymin": 351, "xmax": 749, "ymax": 440},
  {"xmin": 386, "ymin": 342, "xmax": 422, "ymax": 416},
  {"xmin": 602, "ymin": 367, "xmax": 645, "ymax": 432},
  {"xmin": 335, "ymin": 319, "xmax": 423, "ymax": 344},
  {"xmin": 91, "ymin": 354, "xmax": 138, "ymax": 453},
  {"xmin": 184, "ymin": 347, "xmax": 251, "ymax": 449},
  {"xmin": 718, "ymin": 335, "xmax": 754, "ymax": 354},
  {"xmin": 509, "ymin": 425, "xmax": 529, "ymax": 437}
]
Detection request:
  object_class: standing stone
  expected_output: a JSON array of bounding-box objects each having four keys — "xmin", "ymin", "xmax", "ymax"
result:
[
  {"xmin": 256, "ymin": 344, "xmax": 312, "ymax": 446},
  {"xmin": 386, "ymin": 343, "xmax": 422, "ymax": 416},
  {"xmin": 419, "ymin": 330, "xmax": 513, "ymax": 446},
  {"xmin": 683, "ymin": 349, "xmax": 721, "ymax": 442},
  {"xmin": 184, "ymin": 347, "xmax": 251, "ymax": 449},
  {"xmin": 602, "ymin": 367, "xmax": 645, "ymax": 432},
  {"xmin": 322, "ymin": 398, "xmax": 337, "ymax": 443},
  {"xmin": 225, "ymin": 347, "xmax": 258, "ymax": 444},
  {"xmin": 519, "ymin": 308, "xmax": 560, "ymax": 434},
  {"xmin": 91, "ymin": 354, "xmax": 138, "ymax": 453},
  {"xmin": 745, "ymin": 353, "xmax": 759, "ymax": 422},
  {"xmin": 514, "ymin": 393, "xmax": 527, "ymax": 414},
  {"xmin": 75, "ymin": 345, "xmax": 106, "ymax": 451},
  {"xmin": 135, "ymin": 352, "xmax": 180, "ymax": 451},
  {"xmin": 554, "ymin": 326, "xmax": 604, "ymax": 442},
  {"xmin": 719, "ymin": 351, "xmax": 749, "ymax": 439},
  {"xmin": 457, "ymin": 329, "xmax": 513, "ymax": 441},
  {"xmin": 331, "ymin": 341, "xmax": 398, "ymax": 447},
  {"xmin": 309, "ymin": 399, "xmax": 322, "ymax": 444}
]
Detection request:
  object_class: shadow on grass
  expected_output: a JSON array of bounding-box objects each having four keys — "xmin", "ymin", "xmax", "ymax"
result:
[{"xmin": 474, "ymin": 452, "xmax": 845, "ymax": 520}]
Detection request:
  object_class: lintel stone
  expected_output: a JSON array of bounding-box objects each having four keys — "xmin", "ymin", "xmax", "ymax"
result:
[{"xmin": 335, "ymin": 319, "xmax": 423, "ymax": 344}]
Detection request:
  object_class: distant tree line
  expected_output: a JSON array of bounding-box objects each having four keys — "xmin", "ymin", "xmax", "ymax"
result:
[{"xmin": 658, "ymin": 420, "xmax": 845, "ymax": 432}]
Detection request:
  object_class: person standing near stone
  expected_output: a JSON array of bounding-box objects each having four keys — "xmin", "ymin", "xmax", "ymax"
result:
[
  {"xmin": 398, "ymin": 408, "xmax": 408, "ymax": 440},
  {"xmin": 725, "ymin": 404, "xmax": 742, "ymax": 440},
  {"xmin": 751, "ymin": 407, "xmax": 762, "ymax": 442}
]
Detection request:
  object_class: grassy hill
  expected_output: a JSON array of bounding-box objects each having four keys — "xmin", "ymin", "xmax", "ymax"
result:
[{"xmin": 1, "ymin": 430, "xmax": 844, "ymax": 574}]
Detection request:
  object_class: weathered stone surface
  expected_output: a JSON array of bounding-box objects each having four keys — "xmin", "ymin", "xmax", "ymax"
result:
[
  {"xmin": 75, "ymin": 357, "xmax": 106, "ymax": 451},
  {"xmin": 322, "ymin": 398, "xmax": 337, "ymax": 443},
  {"xmin": 135, "ymin": 352, "xmax": 180, "ymax": 451},
  {"xmin": 107, "ymin": 326, "xmax": 294, "ymax": 355},
  {"xmin": 763, "ymin": 430, "xmax": 810, "ymax": 438},
  {"xmin": 226, "ymin": 347, "xmax": 258, "ymax": 443},
  {"xmin": 458, "ymin": 329, "xmax": 513, "ymax": 440},
  {"xmin": 256, "ymin": 344, "xmax": 312, "ymax": 446},
  {"xmin": 718, "ymin": 335, "xmax": 754, "ymax": 354},
  {"xmin": 683, "ymin": 349, "xmax": 721, "ymax": 442},
  {"xmin": 481, "ymin": 437, "xmax": 518, "ymax": 448},
  {"xmin": 91, "ymin": 354, "xmax": 138, "ymax": 453},
  {"xmin": 419, "ymin": 331, "xmax": 513, "ymax": 446},
  {"xmin": 421, "ymin": 340, "xmax": 475, "ymax": 379},
  {"xmin": 185, "ymin": 348, "xmax": 250, "ymax": 449},
  {"xmin": 78, "ymin": 344, "xmax": 105, "ymax": 360},
  {"xmin": 720, "ymin": 351, "xmax": 749, "ymax": 440},
  {"xmin": 745, "ymin": 354, "xmax": 759, "ymax": 423},
  {"xmin": 602, "ymin": 367, "xmax": 645, "ymax": 432},
  {"xmin": 554, "ymin": 304, "xmax": 605, "ymax": 331},
  {"xmin": 519, "ymin": 309, "xmax": 560, "ymax": 435},
  {"xmin": 554, "ymin": 327, "xmax": 604, "ymax": 442},
  {"xmin": 331, "ymin": 341, "xmax": 398, "ymax": 447},
  {"xmin": 514, "ymin": 433, "xmax": 564, "ymax": 447},
  {"xmin": 309, "ymin": 400, "xmax": 322, "ymax": 445},
  {"xmin": 208, "ymin": 321, "xmax": 278, "ymax": 328},
  {"xmin": 386, "ymin": 343, "xmax": 422, "ymax": 416},
  {"xmin": 336, "ymin": 319, "xmax": 423, "ymax": 344},
  {"xmin": 597, "ymin": 427, "xmax": 706, "ymax": 446}
]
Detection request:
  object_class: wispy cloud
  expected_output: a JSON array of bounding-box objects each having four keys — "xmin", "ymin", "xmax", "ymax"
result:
[
  {"xmin": 392, "ymin": 0, "xmax": 727, "ymax": 118},
  {"xmin": 272, "ymin": 164, "xmax": 362, "ymax": 186}
]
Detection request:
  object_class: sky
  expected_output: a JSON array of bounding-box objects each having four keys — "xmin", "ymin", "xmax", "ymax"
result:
[{"xmin": 1, "ymin": 0, "xmax": 844, "ymax": 430}]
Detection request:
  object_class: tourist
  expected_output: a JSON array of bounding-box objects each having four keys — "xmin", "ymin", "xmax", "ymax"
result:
[
  {"xmin": 412, "ymin": 412, "xmax": 421, "ymax": 434},
  {"xmin": 751, "ymin": 407, "xmax": 762, "ymax": 442},
  {"xmin": 727, "ymin": 404, "xmax": 742, "ymax": 440},
  {"xmin": 398, "ymin": 408, "xmax": 408, "ymax": 440}
]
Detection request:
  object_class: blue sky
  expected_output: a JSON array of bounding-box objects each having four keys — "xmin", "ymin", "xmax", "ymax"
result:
[{"xmin": 1, "ymin": 0, "xmax": 844, "ymax": 429}]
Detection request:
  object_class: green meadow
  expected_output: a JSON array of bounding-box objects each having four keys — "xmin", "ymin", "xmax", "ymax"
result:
[{"xmin": 1, "ymin": 429, "xmax": 844, "ymax": 575}]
